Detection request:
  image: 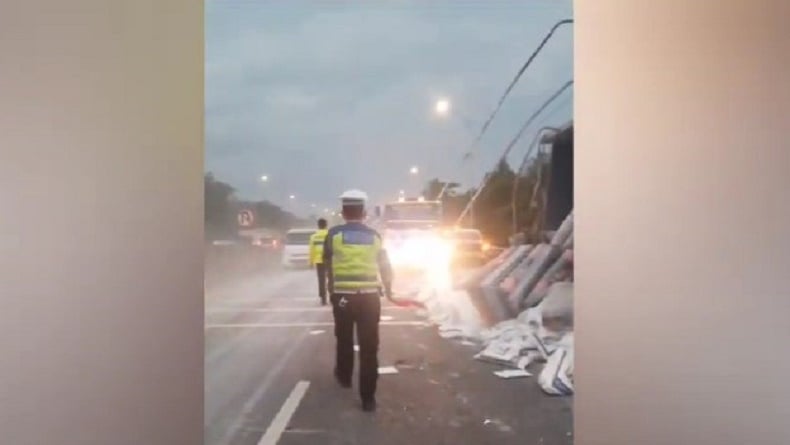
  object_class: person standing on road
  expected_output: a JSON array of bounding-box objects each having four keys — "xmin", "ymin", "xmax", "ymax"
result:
[
  {"xmin": 322, "ymin": 189, "xmax": 394, "ymax": 412},
  {"xmin": 309, "ymin": 218, "xmax": 329, "ymax": 305}
]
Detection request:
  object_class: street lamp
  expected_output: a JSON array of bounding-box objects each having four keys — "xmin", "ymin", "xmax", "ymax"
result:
[
  {"xmin": 409, "ymin": 167, "xmax": 421, "ymax": 198},
  {"xmin": 435, "ymin": 98, "xmax": 450, "ymax": 116},
  {"xmin": 258, "ymin": 175, "xmax": 270, "ymax": 204},
  {"xmin": 430, "ymin": 98, "xmax": 480, "ymax": 203}
]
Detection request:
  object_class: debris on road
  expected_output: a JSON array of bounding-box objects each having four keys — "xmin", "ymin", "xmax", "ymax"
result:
[
  {"xmin": 537, "ymin": 337, "xmax": 574, "ymax": 396},
  {"xmin": 438, "ymin": 326, "xmax": 468, "ymax": 339},
  {"xmin": 516, "ymin": 351, "xmax": 541, "ymax": 370},
  {"xmin": 483, "ymin": 418, "xmax": 513, "ymax": 433},
  {"xmin": 493, "ymin": 369, "xmax": 532, "ymax": 379},
  {"xmin": 408, "ymin": 267, "xmax": 575, "ymax": 396}
]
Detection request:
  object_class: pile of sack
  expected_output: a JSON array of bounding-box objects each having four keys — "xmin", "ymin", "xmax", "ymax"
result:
[
  {"xmin": 473, "ymin": 293, "xmax": 574, "ymax": 396},
  {"xmin": 420, "ymin": 280, "xmax": 575, "ymax": 397}
]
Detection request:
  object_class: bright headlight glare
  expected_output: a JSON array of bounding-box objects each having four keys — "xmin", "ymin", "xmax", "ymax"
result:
[{"xmin": 386, "ymin": 237, "xmax": 452, "ymax": 269}]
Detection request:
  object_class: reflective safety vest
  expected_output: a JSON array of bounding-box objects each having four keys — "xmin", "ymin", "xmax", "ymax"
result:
[
  {"xmin": 309, "ymin": 229, "xmax": 328, "ymax": 265},
  {"xmin": 325, "ymin": 223, "xmax": 383, "ymax": 294}
]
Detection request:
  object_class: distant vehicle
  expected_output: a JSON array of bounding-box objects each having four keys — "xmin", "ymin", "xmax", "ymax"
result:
[
  {"xmin": 372, "ymin": 198, "xmax": 450, "ymax": 273},
  {"xmin": 379, "ymin": 198, "xmax": 443, "ymax": 227},
  {"xmin": 251, "ymin": 235, "xmax": 281, "ymax": 251},
  {"xmin": 281, "ymin": 228, "xmax": 316, "ymax": 268},
  {"xmin": 450, "ymin": 228, "xmax": 490, "ymax": 266},
  {"xmin": 211, "ymin": 239, "xmax": 238, "ymax": 246}
]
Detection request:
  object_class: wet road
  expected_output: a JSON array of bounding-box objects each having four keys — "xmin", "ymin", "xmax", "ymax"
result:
[{"xmin": 205, "ymin": 268, "xmax": 573, "ymax": 445}]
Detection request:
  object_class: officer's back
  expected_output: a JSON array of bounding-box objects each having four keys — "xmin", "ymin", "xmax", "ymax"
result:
[
  {"xmin": 322, "ymin": 189, "xmax": 392, "ymax": 412},
  {"xmin": 324, "ymin": 221, "xmax": 385, "ymax": 294}
]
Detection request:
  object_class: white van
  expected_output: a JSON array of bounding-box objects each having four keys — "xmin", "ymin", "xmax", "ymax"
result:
[{"xmin": 281, "ymin": 228, "xmax": 316, "ymax": 268}]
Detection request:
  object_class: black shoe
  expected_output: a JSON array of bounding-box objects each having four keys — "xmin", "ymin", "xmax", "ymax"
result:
[{"xmin": 361, "ymin": 398, "xmax": 377, "ymax": 412}]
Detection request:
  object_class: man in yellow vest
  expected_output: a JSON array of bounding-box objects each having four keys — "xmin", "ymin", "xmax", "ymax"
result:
[
  {"xmin": 308, "ymin": 218, "xmax": 329, "ymax": 305},
  {"xmin": 322, "ymin": 189, "xmax": 393, "ymax": 412}
]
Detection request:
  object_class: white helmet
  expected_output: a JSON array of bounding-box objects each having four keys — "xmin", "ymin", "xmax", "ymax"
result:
[{"xmin": 339, "ymin": 189, "xmax": 368, "ymax": 207}]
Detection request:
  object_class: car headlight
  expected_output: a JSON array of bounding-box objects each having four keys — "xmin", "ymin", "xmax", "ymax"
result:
[{"xmin": 387, "ymin": 236, "xmax": 453, "ymax": 268}]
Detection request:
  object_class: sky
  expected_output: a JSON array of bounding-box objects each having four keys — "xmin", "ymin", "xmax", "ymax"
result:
[{"xmin": 206, "ymin": 1, "xmax": 573, "ymax": 216}]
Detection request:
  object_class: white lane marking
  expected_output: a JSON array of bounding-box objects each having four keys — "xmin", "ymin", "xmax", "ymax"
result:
[
  {"xmin": 308, "ymin": 330, "xmax": 325, "ymax": 335},
  {"xmin": 204, "ymin": 273, "xmax": 313, "ymax": 364},
  {"xmin": 214, "ymin": 310, "xmax": 323, "ymax": 442},
  {"xmin": 257, "ymin": 380, "xmax": 310, "ymax": 445},
  {"xmin": 205, "ymin": 321, "xmax": 429, "ymax": 329},
  {"xmin": 378, "ymin": 366, "xmax": 399, "ymax": 375}
]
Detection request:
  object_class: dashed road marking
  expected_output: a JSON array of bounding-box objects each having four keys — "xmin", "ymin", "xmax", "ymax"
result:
[
  {"xmin": 257, "ymin": 380, "xmax": 310, "ymax": 445},
  {"xmin": 214, "ymin": 328, "xmax": 311, "ymax": 444}
]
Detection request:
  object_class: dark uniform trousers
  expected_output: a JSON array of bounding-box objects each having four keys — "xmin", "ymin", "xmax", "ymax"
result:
[
  {"xmin": 330, "ymin": 292, "xmax": 381, "ymax": 401},
  {"xmin": 315, "ymin": 263, "xmax": 327, "ymax": 303}
]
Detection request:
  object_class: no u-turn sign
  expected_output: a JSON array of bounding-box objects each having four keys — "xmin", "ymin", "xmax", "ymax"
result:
[{"xmin": 237, "ymin": 209, "xmax": 255, "ymax": 227}]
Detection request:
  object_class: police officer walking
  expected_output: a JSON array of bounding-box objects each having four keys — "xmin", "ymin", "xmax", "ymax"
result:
[
  {"xmin": 322, "ymin": 189, "xmax": 393, "ymax": 412},
  {"xmin": 308, "ymin": 218, "xmax": 329, "ymax": 305}
]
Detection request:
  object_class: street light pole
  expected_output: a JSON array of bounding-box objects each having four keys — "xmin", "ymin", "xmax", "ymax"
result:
[
  {"xmin": 409, "ymin": 166, "xmax": 420, "ymax": 196},
  {"xmin": 259, "ymin": 174, "xmax": 269, "ymax": 202},
  {"xmin": 456, "ymin": 79, "xmax": 573, "ymax": 226},
  {"xmin": 288, "ymin": 194, "xmax": 296, "ymax": 216},
  {"xmin": 433, "ymin": 98, "xmax": 480, "ymax": 203},
  {"xmin": 511, "ymin": 127, "xmax": 559, "ymax": 236}
]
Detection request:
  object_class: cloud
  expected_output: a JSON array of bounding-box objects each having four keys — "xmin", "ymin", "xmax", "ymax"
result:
[{"xmin": 206, "ymin": 1, "xmax": 573, "ymax": 211}]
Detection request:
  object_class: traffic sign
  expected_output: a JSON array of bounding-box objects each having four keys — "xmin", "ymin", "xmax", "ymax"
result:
[{"xmin": 237, "ymin": 209, "xmax": 255, "ymax": 227}]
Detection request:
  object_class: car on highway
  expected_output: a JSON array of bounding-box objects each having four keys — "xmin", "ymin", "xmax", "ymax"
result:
[
  {"xmin": 251, "ymin": 235, "xmax": 281, "ymax": 251},
  {"xmin": 449, "ymin": 228, "xmax": 490, "ymax": 266},
  {"xmin": 281, "ymin": 228, "xmax": 315, "ymax": 268}
]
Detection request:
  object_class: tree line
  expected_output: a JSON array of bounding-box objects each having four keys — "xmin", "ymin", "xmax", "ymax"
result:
[
  {"xmin": 204, "ymin": 173, "xmax": 304, "ymax": 240},
  {"xmin": 422, "ymin": 153, "xmax": 551, "ymax": 246},
  {"xmin": 205, "ymin": 153, "xmax": 549, "ymax": 245}
]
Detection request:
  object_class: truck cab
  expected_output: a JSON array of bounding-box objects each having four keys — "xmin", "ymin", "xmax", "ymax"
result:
[{"xmin": 373, "ymin": 198, "xmax": 451, "ymax": 271}]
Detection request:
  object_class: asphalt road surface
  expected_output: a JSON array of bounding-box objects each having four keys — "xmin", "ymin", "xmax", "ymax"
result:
[{"xmin": 205, "ymin": 268, "xmax": 573, "ymax": 445}]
